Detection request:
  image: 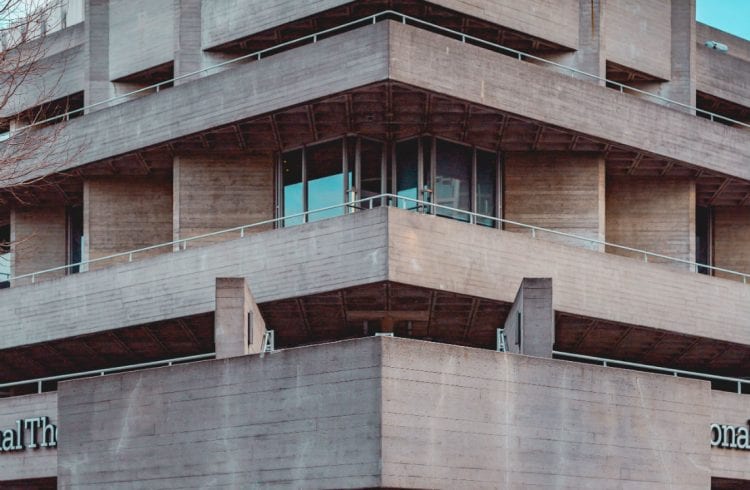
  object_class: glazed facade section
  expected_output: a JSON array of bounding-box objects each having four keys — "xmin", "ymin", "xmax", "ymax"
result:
[{"xmin": 0, "ymin": 0, "xmax": 749, "ymax": 489}]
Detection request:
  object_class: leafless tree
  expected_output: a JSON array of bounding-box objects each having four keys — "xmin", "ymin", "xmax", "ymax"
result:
[{"xmin": 0, "ymin": 0, "xmax": 80, "ymax": 279}]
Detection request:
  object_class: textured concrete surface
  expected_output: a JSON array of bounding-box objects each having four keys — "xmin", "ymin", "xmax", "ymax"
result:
[
  {"xmin": 503, "ymin": 278, "xmax": 554, "ymax": 358},
  {"xmin": 0, "ymin": 393, "xmax": 57, "ymax": 482},
  {"xmin": 2, "ymin": 207, "xmax": 750, "ymax": 352},
  {"xmin": 504, "ymin": 152, "xmax": 604, "ymax": 251},
  {"xmin": 57, "ymin": 338, "xmax": 383, "ymax": 489},
  {"xmin": 606, "ymin": 176, "xmax": 696, "ymax": 267},
  {"xmin": 215, "ymin": 277, "xmax": 267, "ymax": 358},
  {"xmin": 54, "ymin": 337, "xmax": 722, "ymax": 489}
]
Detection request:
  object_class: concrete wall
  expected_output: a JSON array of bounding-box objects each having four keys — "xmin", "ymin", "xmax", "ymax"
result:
[
  {"xmin": 201, "ymin": 0, "xmax": 579, "ymax": 51},
  {"xmin": 109, "ymin": 0, "xmax": 174, "ymax": 80},
  {"xmin": 710, "ymin": 391, "xmax": 750, "ymax": 483},
  {"xmin": 57, "ymin": 340, "xmax": 383, "ymax": 488},
  {"xmin": 55, "ymin": 337, "xmax": 720, "ymax": 488},
  {"xmin": 174, "ymin": 152, "xmax": 274, "ymax": 245},
  {"xmin": 605, "ymin": 176, "xmax": 695, "ymax": 267},
  {"xmin": 504, "ymin": 152, "xmax": 605, "ymax": 250},
  {"xmin": 10, "ymin": 207, "xmax": 67, "ymax": 285},
  {"xmin": 380, "ymin": 338, "xmax": 711, "ymax": 488},
  {"xmin": 697, "ymin": 22, "xmax": 750, "ymax": 64},
  {"xmin": 697, "ymin": 46, "xmax": 750, "ymax": 109},
  {"xmin": 602, "ymin": 0, "xmax": 671, "ymax": 80},
  {"xmin": 84, "ymin": 176, "xmax": 173, "ymax": 266},
  {"xmin": 0, "ymin": 23, "xmax": 86, "ymax": 118},
  {"xmin": 713, "ymin": 207, "xmax": 750, "ymax": 281},
  {"xmin": 0, "ymin": 393, "xmax": 57, "ymax": 482}
]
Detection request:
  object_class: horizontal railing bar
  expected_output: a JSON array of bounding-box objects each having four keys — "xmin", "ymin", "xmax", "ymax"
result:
[
  {"xmin": 0, "ymin": 352, "xmax": 215, "ymax": 391},
  {"xmin": 8, "ymin": 193, "xmax": 750, "ymax": 283},
  {"xmin": 2, "ymin": 10, "xmax": 746, "ymax": 134},
  {"xmin": 554, "ymin": 350, "xmax": 749, "ymax": 385}
]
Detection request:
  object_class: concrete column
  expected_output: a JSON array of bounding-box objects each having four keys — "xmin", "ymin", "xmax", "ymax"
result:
[
  {"xmin": 545, "ymin": 0, "xmax": 604, "ymax": 83},
  {"xmin": 173, "ymin": 0, "xmax": 203, "ymax": 85},
  {"xmin": 215, "ymin": 277, "xmax": 267, "ymax": 359},
  {"xmin": 660, "ymin": 0, "xmax": 696, "ymax": 109},
  {"xmin": 503, "ymin": 278, "xmax": 554, "ymax": 358},
  {"xmin": 605, "ymin": 176, "xmax": 696, "ymax": 269},
  {"xmin": 504, "ymin": 152, "xmax": 605, "ymax": 251},
  {"xmin": 10, "ymin": 206, "xmax": 67, "ymax": 285},
  {"xmin": 84, "ymin": 0, "xmax": 113, "ymax": 111}
]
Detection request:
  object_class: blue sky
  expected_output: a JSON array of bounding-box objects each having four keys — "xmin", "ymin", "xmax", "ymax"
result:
[{"xmin": 697, "ymin": 0, "xmax": 750, "ymax": 40}]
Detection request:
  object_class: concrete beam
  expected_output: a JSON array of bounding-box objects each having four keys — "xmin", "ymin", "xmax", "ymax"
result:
[
  {"xmin": 215, "ymin": 277, "xmax": 267, "ymax": 358},
  {"xmin": 503, "ymin": 278, "xmax": 554, "ymax": 358}
]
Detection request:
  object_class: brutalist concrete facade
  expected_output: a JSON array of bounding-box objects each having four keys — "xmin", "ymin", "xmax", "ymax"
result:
[{"xmin": 0, "ymin": 0, "xmax": 749, "ymax": 488}]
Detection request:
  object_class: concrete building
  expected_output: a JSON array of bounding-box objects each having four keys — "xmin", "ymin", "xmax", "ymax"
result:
[{"xmin": 0, "ymin": 0, "xmax": 748, "ymax": 488}]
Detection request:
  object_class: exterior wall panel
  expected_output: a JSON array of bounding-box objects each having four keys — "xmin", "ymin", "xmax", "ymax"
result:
[
  {"xmin": 504, "ymin": 152, "xmax": 604, "ymax": 250},
  {"xmin": 603, "ymin": 0, "xmax": 672, "ymax": 80},
  {"xmin": 380, "ymin": 338, "xmax": 711, "ymax": 488},
  {"xmin": 175, "ymin": 152, "xmax": 274, "ymax": 245},
  {"xmin": 57, "ymin": 340, "xmax": 383, "ymax": 489},
  {"xmin": 0, "ymin": 393, "xmax": 57, "ymax": 482},
  {"xmin": 605, "ymin": 176, "xmax": 695, "ymax": 267},
  {"xmin": 10, "ymin": 207, "xmax": 67, "ymax": 285},
  {"xmin": 201, "ymin": 0, "xmax": 579, "ymax": 51},
  {"xmin": 713, "ymin": 206, "xmax": 750, "ymax": 280},
  {"xmin": 710, "ymin": 391, "xmax": 750, "ymax": 482},
  {"xmin": 696, "ymin": 47, "xmax": 750, "ymax": 109},
  {"xmin": 109, "ymin": 0, "xmax": 174, "ymax": 80},
  {"xmin": 84, "ymin": 176, "xmax": 173, "ymax": 267}
]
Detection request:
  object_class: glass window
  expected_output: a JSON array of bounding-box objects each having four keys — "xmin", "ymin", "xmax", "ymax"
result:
[
  {"xmin": 306, "ymin": 139, "xmax": 344, "ymax": 222},
  {"xmin": 435, "ymin": 139, "xmax": 472, "ymax": 221},
  {"xmin": 0, "ymin": 224, "xmax": 9, "ymax": 287},
  {"xmin": 282, "ymin": 149, "xmax": 303, "ymax": 226},
  {"xmin": 395, "ymin": 139, "xmax": 419, "ymax": 210},
  {"xmin": 476, "ymin": 149, "xmax": 497, "ymax": 227},
  {"xmin": 67, "ymin": 205, "xmax": 83, "ymax": 273},
  {"xmin": 360, "ymin": 138, "xmax": 383, "ymax": 207}
]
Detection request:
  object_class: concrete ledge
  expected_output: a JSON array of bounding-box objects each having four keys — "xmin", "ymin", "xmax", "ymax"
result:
[
  {"xmin": 3, "ymin": 207, "xmax": 750, "ymax": 351},
  {"xmin": 3, "ymin": 22, "xmax": 749, "ymax": 186}
]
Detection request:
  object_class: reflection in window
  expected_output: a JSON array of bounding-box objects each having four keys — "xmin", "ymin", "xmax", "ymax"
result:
[
  {"xmin": 435, "ymin": 139, "xmax": 472, "ymax": 221},
  {"xmin": 282, "ymin": 149, "xmax": 303, "ymax": 226},
  {"xmin": 0, "ymin": 224, "xmax": 9, "ymax": 288},
  {"xmin": 306, "ymin": 140, "xmax": 344, "ymax": 222},
  {"xmin": 278, "ymin": 135, "xmax": 500, "ymax": 228},
  {"xmin": 67, "ymin": 205, "xmax": 83, "ymax": 273},
  {"xmin": 360, "ymin": 139, "xmax": 383, "ymax": 207},
  {"xmin": 476, "ymin": 150, "xmax": 497, "ymax": 226},
  {"xmin": 395, "ymin": 139, "xmax": 418, "ymax": 210}
]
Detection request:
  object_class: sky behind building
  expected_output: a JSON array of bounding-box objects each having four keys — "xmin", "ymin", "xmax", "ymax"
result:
[{"xmin": 697, "ymin": 0, "xmax": 750, "ymax": 40}]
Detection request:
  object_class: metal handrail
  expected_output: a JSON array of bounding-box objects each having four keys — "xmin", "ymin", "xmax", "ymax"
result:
[
  {"xmin": 554, "ymin": 350, "xmax": 749, "ymax": 395},
  {"xmin": 8, "ymin": 193, "xmax": 750, "ymax": 284},
  {"xmin": 0, "ymin": 352, "xmax": 215, "ymax": 395},
  {"xmin": 4, "ymin": 9, "xmax": 747, "ymax": 132}
]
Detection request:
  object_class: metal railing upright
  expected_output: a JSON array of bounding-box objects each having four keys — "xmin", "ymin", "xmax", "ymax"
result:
[
  {"xmin": 554, "ymin": 350, "xmax": 750, "ymax": 395},
  {"xmin": 0, "ymin": 352, "xmax": 215, "ymax": 396}
]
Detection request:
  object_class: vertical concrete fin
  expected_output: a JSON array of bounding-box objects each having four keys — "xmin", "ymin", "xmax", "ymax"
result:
[
  {"xmin": 503, "ymin": 278, "xmax": 554, "ymax": 358},
  {"xmin": 215, "ymin": 277, "xmax": 267, "ymax": 359}
]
